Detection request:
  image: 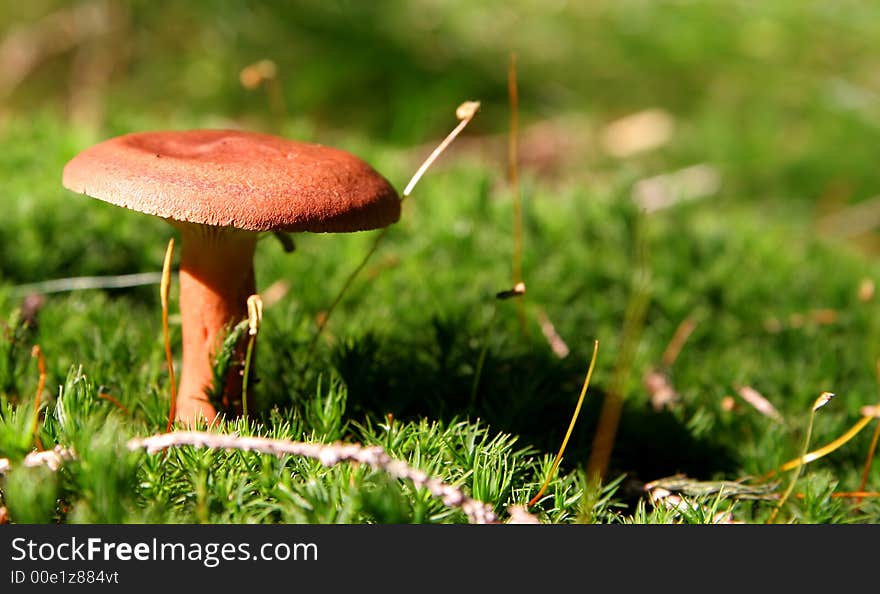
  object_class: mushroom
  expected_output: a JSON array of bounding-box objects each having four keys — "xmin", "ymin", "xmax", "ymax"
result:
[{"xmin": 62, "ymin": 129, "xmax": 400, "ymax": 426}]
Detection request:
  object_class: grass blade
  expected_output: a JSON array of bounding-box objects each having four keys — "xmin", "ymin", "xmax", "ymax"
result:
[
  {"xmin": 161, "ymin": 237, "xmax": 177, "ymax": 432},
  {"xmin": 528, "ymin": 339, "xmax": 599, "ymax": 508},
  {"xmin": 241, "ymin": 294, "xmax": 263, "ymax": 420}
]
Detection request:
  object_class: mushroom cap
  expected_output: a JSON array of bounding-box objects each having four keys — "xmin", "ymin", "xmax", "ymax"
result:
[{"xmin": 62, "ymin": 129, "xmax": 401, "ymax": 233}]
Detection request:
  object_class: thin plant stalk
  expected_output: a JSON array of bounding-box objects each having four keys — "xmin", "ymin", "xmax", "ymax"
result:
[
  {"xmin": 161, "ymin": 238, "xmax": 177, "ymax": 432},
  {"xmin": 767, "ymin": 414, "xmax": 874, "ymax": 477},
  {"xmin": 767, "ymin": 391, "xmax": 835, "ymax": 524},
  {"xmin": 10, "ymin": 271, "xmax": 162, "ymax": 297},
  {"xmin": 469, "ymin": 305, "xmax": 499, "ymax": 409},
  {"xmin": 586, "ymin": 214, "xmax": 651, "ymax": 481},
  {"xmin": 858, "ymin": 420, "xmax": 880, "ymax": 500},
  {"xmin": 528, "ymin": 339, "xmax": 599, "ymax": 508},
  {"xmin": 241, "ymin": 294, "xmax": 263, "ymax": 421},
  {"xmin": 469, "ymin": 282, "xmax": 526, "ymax": 409},
  {"xmin": 240, "ymin": 59, "xmax": 287, "ymax": 128},
  {"xmin": 308, "ymin": 101, "xmax": 480, "ymax": 354},
  {"xmin": 98, "ymin": 391, "xmax": 129, "ymax": 415},
  {"xmin": 804, "ymin": 491, "xmax": 880, "ymax": 499},
  {"xmin": 402, "ymin": 101, "xmax": 480, "ymax": 198},
  {"xmin": 265, "ymin": 73, "xmax": 286, "ymax": 126},
  {"xmin": 306, "ymin": 226, "xmax": 389, "ymax": 357},
  {"xmin": 507, "ymin": 53, "xmax": 527, "ymax": 336},
  {"xmin": 30, "ymin": 345, "xmax": 46, "ymax": 450},
  {"xmin": 857, "ymin": 359, "xmax": 880, "ymax": 502}
]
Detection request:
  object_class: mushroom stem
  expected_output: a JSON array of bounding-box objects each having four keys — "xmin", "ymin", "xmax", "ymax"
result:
[{"xmin": 174, "ymin": 224, "xmax": 258, "ymax": 426}]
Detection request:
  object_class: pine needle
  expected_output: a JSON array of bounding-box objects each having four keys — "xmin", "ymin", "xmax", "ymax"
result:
[
  {"xmin": 161, "ymin": 237, "xmax": 177, "ymax": 432},
  {"xmin": 528, "ymin": 339, "xmax": 599, "ymax": 508}
]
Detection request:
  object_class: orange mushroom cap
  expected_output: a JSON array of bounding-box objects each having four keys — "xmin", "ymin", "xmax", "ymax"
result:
[{"xmin": 61, "ymin": 129, "xmax": 401, "ymax": 232}]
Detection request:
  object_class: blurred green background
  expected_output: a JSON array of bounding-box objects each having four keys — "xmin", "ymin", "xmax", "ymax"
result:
[{"xmin": 4, "ymin": 0, "xmax": 880, "ymax": 249}]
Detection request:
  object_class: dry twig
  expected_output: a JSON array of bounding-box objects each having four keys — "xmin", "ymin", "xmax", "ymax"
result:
[
  {"xmin": 127, "ymin": 431, "xmax": 537, "ymax": 524},
  {"xmin": 1, "ymin": 433, "xmax": 541, "ymax": 524},
  {"xmin": 0, "ymin": 445, "xmax": 75, "ymax": 475}
]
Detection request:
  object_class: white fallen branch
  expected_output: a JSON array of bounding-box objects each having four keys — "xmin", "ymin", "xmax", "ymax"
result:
[
  {"xmin": 0, "ymin": 445, "xmax": 75, "ymax": 475},
  {"xmin": 1, "ymin": 433, "xmax": 541, "ymax": 524},
  {"xmin": 127, "ymin": 431, "xmax": 538, "ymax": 525}
]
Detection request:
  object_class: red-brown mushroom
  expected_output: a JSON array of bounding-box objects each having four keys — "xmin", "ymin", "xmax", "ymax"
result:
[{"xmin": 62, "ymin": 129, "xmax": 400, "ymax": 426}]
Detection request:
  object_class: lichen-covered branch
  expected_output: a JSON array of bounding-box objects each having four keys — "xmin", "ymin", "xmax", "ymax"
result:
[
  {"xmin": 0, "ymin": 445, "xmax": 75, "ymax": 474},
  {"xmin": 1, "ymin": 433, "xmax": 541, "ymax": 524},
  {"xmin": 127, "ymin": 431, "xmax": 539, "ymax": 524}
]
